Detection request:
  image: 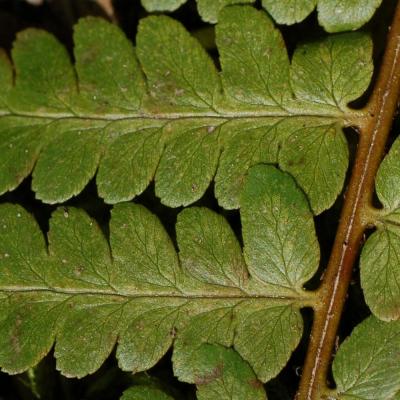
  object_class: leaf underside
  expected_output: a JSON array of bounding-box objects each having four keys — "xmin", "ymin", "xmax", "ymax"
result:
[
  {"xmin": 141, "ymin": 0, "xmax": 382, "ymax": 31},
  {"xmin": 120, "ymin": 344, "xmax": 267, "ymax": 400},
  {"xmin": 332, "ymin": 316, "xmax": 400, "ymax": 400},
  {"xmin": 0, "ymin": 164, "xmax": 398, "ymax": 396},
  {"xmin": 361, "ymin": 135, "xmax": 400, "ymax": 321},
  {"xmin": 2, "ymin": 4, "xmax": 399, "ymax": 398},
  {"xmin": 188, "ymin": 344, "xmax": 267, "ymax": 400},
  {"xmin": 121, "ymin": 314, "xmax": 400, "ymax": 400},
  {"xmin": 0, "ymin": 6, "xmax": 373, "ymax": 215},
  {"xmin": 121, "ymin": 386, "xmax": 174, "ymax": 400},
  {"xmin": 0, "ymin": 166, "xmax": 316, "ymax": 384}
]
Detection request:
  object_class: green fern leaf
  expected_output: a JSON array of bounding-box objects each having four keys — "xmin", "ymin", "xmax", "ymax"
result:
[
  {"xmin": 140, "ymin": 0, "xmax": 382, "ymax": 30},
  {"xmin": 0, "ymin": 6, "xmax": 373, "ymax": 214},
  {"xmin": 121, "ymin": 345, "xmax": 266, "ymax": 400},
  {"xmin": 332, "ymin": 316, "xmax": 400, "ymax": 399},
  {"xmin": 360, "ymin": 135, "xmax": 400, "ymax": 321},
  {"xmin": 0, "ymin": 165, "xmax": 314, "ymax": 384},
  {"xmin": 191, "ymin": 344, "xmax": 267, "ymax": 400},
  {"xmin": 121, "ymin": 386, "xmax": 174, "ymax": 400}
]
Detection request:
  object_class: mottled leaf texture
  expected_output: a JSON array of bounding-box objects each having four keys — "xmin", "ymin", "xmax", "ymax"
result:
[
  {"xmin": 360, "ymin": 135, "xmax": 400, "ymax": 321},
  {"xmin": 190, "ymin": 344, "xmax": 267, "ymax": 400},
  {"xmin": 121, "ymin": 386, "xmax": 174, "ymax": 400},
  {"xmin": 317, "ymin": 0, "xmax": 383, "ymax": 32},
  {"xmin": 332, "ymin": 316, "xmax": 400, "ymax": 400},
  {"xmin": 141, "ymin": 0, "xmax": 186, "ymax": 13},
  {"xmin": 240, "ymin": 165, "xmax": 319, "ymax": 292},
  {"xmin": 120, "ymin": 345, "xmax": 267, "ymax": 400},
  {"xmin": 0, "ymin": 6, "xmax": 373, "ymax": 214},
  {"xmin": 0, "ymin": 166, "xmax": 316, "ymax": 384},
  {"xmin": 140, "ymin": 0, "xmax": 381, "ymax": 29}
]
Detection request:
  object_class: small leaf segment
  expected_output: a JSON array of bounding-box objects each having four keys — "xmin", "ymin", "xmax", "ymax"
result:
[
  {"xmin": 361, "ymin": 135, "xmax": 400, "ymax": 321},
  {"xmin": 120, "ymin": 344, "xmax": 267, "ymax": 400}
]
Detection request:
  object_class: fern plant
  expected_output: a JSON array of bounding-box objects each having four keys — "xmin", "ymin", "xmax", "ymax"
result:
[{"xmin": 0, "ymin": 1, "xmax": 400, "ymax": 399}]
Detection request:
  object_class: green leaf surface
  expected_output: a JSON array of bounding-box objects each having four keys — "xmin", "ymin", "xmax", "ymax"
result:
[
  {"xmin": 140, "ymin": 0, "xmax": 381, "ymax": 30},
  {"xmin": 360, "ymin": 135, "xmax": 400, "ymax": 321},
  {"xmin": 137, "ymin": 15, "xmax": 220, "ymax": 109},
  {"xmin": 73, "ymin": 17, "xmax": 145, "ymax": 112},
  {"xmin": 214, "ymin": 119, "xmax": 280, "ymax": 209},
  {"xmin": 197, "ymin": 0, "xmax": 254, "ymax": 23},
  {"xmin": 318, "ymin": 0, "xmax": 383, "ymax": 33},
  {"xmin": 375, "ymin": 135, "xmax": 400, "ymax": 215},
  {"xmin": 0, "ymin": 50, "xmax": 12, "ymax": 108},
  {"xmin": 8, "ymin": 29, "xmax": 76, "ymax": 113},
  {"xmin": 176, "ymin": 207, "xmax": 247, "ymax": 288},
  {"xmin": 360, "ymin": 226, "xmax": 400, "ymax": 321},
  {"xmin": 154, "ymin": 120, "xmax": 222, "ymax": 207},
  {"xmin": 141, "ymin": 0, "xmax": 186, "ymax": 12},
  {"xmin": 332, "ymin": 316, "xmax": 400, "ymax": 399},
  {"xmin": 290, "ymin": 33, "xmax": 372, "ymax": 111},
  {"xmin": 0, "ymin": 7, "xmax": 373, "ymax": 214},
  {"xmin": 32, "ymin": 120, "xmax": 107, "ymax": 203},
  {"xmin": 261, "ymin": 0, "xmax": 316, "ymax": 25},
  {"xmin": 121, "ymin": 386, "xmax": 174, "ymax": 400},
  {"xmin": 216, "ymin": 6, "xmax": 290, "ymax": 107},
  {"xmin": 278, "ymin": 121, "xmax": 348, "ymax": 214},
  {"xmin": 0, "ymin": 117, "xmax": 49, "ymax": 194},
  {"xmin": 172, "ymin": 307, "xmax": 238, "ymax": 383},
  {"xmin": 97, "ymin": 120, "xmax": 165, "ymax": 204},
  {"xmin": 240, "ymin": 165, "xmax": 320, "ymax": 292},
  {"xmin": 0, "ymin": 166, "xmax": 316, "ymax": 382},
  {"xmin": 233, "ymin": 304, "xmax": 303, "ymax": 382},
  {"xmin": 191, "ymin": 344, "xmax": 267, "ymax": 400}
]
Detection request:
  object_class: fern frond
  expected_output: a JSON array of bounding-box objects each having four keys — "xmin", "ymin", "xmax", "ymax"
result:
[
  {"xmin": 0, "ymin": 6, "xmax": 373, "ymax": 214},
  {"xmin": 141, "ymin": 0, "xmax": 382, "ymax": 30}
]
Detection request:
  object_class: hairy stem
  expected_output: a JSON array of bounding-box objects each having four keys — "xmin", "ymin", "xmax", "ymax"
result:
[{"xmin": 296, "ymin": 3, "xmax": 400, "ymax": 399}]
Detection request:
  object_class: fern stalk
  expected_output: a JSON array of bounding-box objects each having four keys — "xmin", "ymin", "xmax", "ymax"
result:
[{"xmin": 296, "ymin": 2, "xmax": 400, "ymax": 399}]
